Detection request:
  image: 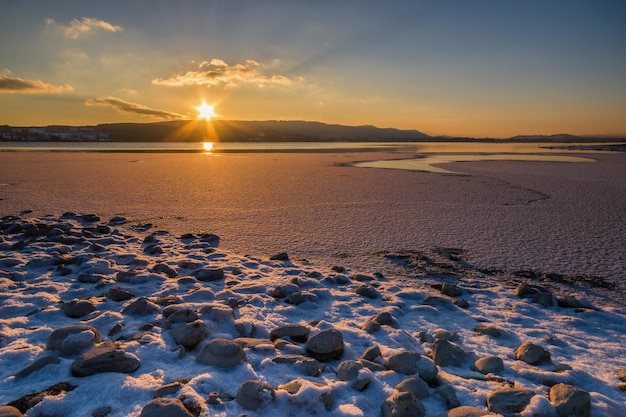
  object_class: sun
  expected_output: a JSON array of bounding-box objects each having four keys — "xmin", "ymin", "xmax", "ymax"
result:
[{"xmin": 196, "ymin": 102, "xmax": 215, "ymax": 120}]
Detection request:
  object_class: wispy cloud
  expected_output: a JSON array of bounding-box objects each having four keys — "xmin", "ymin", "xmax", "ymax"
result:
[
  {"xmin": 85, "ymin": 96, "xmax": 185, "ymax": 120},
  {"xmin": 152, "ymin": 59, "xmax": 302, "ymax": 89},
  {"xmin": 47, "ymin": 17, "xmax": 123, "ymax": 39},
  {"xmin": 0, "ymin": 71, "xmax": 73, "ymax": 94}
]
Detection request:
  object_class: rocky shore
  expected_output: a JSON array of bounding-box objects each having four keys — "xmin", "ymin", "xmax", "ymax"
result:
[{"xmin": 1, "ymin": 214, "xmax": 625, "ymax": 416}]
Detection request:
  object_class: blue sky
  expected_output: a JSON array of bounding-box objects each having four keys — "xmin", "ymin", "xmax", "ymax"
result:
[{"xmin": 1, "ymin": 0, "xmax": 625, "ymax": 137}]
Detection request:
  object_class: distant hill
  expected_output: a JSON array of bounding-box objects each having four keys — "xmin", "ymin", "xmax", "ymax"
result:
[{"xmin": 91, "ymin": 120, "xmax": 430, "ymax": 142}]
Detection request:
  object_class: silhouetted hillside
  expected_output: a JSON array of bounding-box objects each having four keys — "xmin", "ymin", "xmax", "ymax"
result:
[{"xmin": 92, "ymin": 120, "xmax": 430, "ymax": 142}]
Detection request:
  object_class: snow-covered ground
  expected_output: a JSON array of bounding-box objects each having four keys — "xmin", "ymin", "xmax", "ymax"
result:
[
  {"xmin": 1, "ymin": 213, "xmax": 625, "ymax": 416},
  {"xmin": 0, "ymin": 150, "xmax": 624, "ymax": 416}
]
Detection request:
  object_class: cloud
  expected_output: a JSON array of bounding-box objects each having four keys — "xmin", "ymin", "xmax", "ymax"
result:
[
  {"xmin": 47, "ymin": 17, "xmax": 123, "ymax": 39},
  {"xmin": 152, "ymin": 59, "xmax": 302, "ymax": 89},
  {"xmin": 85, "ymin": 96, "xmax": 185, "ymax": 120},
  {"xmin": 0, "ymin": 71, "xmax": 73, "ymax": 94}
]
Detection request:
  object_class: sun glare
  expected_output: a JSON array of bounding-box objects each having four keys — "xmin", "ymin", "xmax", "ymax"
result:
[{"xmin": 196, "ymin": 102, "xmax": 215, "ymax": 120}]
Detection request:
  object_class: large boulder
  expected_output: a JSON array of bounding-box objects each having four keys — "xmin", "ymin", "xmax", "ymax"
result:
[
  {"xmin": 139, "ymin": 398, "xmax": 193, "ymax": 417},
  {"xmin": 236, "ymin": 380, "xmax": 275, "ymax": 410},
  {"xmin": 195, "ymin": 338, "xmax": 246, "ymax": 368},
  {"xmin": 396, "ymin": 377, "xmax": 430, "ymax": 400},
  {"xmin": 386, "ymin": 351, "xmax": 421, "ymax": 375},
  {"xmin": 472, "ymin": 356, "xmax": 504, "ymax": 375},
  {"xmin": 432, "ymin": 339, "xmax": 465, "ymax": 367},
  {"xmin": 46, "ymin": 325, "xmax": 102, "ymax": 355},
  {"xmin": 71, "ymin": 342, "xmax": 140, "ymax": 377},
  {"xmin": 437, "ymin": 406, "xmax": 490, "ymax": 417},
  {"xmin": 170, "ymin": 320, "xmax": 208, "ymax": 349},
  {"xmin": 515, "ymin": 341, "xmax": 550, "ymax": 365},
  {"xmin": 305, "ymin": 329, "xmax": 344, "ymax": 361},
  {"xmin": 0, "ymin": 406, "xmax": 24, "ymax": 417},
  {"xmin": 381, "ymin": 391, "xmax": 425, "ymax": 417},
  {"xmin": 549, "ymin": 384, "xmax": 591, "ymax": 417},
  {"xmin": 487, "ymin": 388, "xmax": 535, "ymax": 416}
]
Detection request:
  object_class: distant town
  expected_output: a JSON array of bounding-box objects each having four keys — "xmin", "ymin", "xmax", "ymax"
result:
[{"xmin": 0, "ymin": 126, "xmax": 110, "ymax": 141}]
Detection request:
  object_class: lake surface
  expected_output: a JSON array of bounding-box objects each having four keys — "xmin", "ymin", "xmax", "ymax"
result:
[
  {"xmin": 1, "ymin": 140, "xmax": 619, "ymax": 173},
  {"xmin": 0, "ymin": 140, "xmax": 620, "ymax": 153}
]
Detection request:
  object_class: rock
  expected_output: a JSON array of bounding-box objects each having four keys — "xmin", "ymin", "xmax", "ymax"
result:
[
  {"xmin": 154, "ymin": 381, "xmax": 184, "ymax": 398},
  {"xmin": 487, "ymin": 388, "xmax": 535, "ymax": 416},
  {"xmin": 269, "ymin": 324, "xmax": 310, "ymax": 343},
  {"xmin": 171, "ymin": 320, "xmax": 208, "ymax": 349},
  {"xmin": 122, "ymin": 297, "xmax": 160, "ymax": 315},
  {"xmin": 355, "ymin": 285, "xmax": 379, "ymax": 299},
  {"xmin": 71, "ymin": 342, "xmax": 140, "ymax": 376},
  {"xmin": 417, "ymin": 356, "xmax": 439, "ymax": 382},
  {"xmin": 441, "ymin": 283, "xmax": 462, "ymax": 297},
  {"xmin": 0, "ymin": 406, "xmax": 23, "ymax": 417},
  {"xmin": 423, "ymin": 296, "xmax": 456, "ymax": 310},
  {"xmin": 277, "ymin": 379, "xmax": 334, "ymax": 410},
  {"xmin": 337, "ymin": 360, "xmax": 364, "ymax": 381},
  {"xmin": 437, "ymin": 406, "xmax": 490, "ymax": 417},
  {"xmin": 196, "ymin": 338, "xmax": 246, "ymax": 368},
  {"xmin": 616, "ymin": 368, "xmax": 626, "ymax": 381},
  {"xmin": 285, "ymin": 291, "xmax": 318, "ymax": 305},
  {"xmin": 107, "ymin": 286, "xmax": 134, "ymax": 301},
  {"xmin": 166, "ymin": 308, "xmax": 199, "ymax": 325},
  {"xmin": 199, "ymin": 304, "xmax": 235, "ymax": 322},
  {"xmin": 62, "ymin": 299, "xmax": 96, "ymax": 318},
  {"xmin": 381, "ymin": 391, "xmax": 425, "ymax": 417},
  {"xmin": 6, "ymin": 381, "xmax": 76, "ymax": 414},
  {"xmin": 14, "ymin": 355, "xmax": 61, "ymax": 379},
  {"xmin": 152, "ymin": 263, "xmax": 178, "ymax": 278},
  {"xmin": 473, "ymin": 325, "xmax": 501, "ymax": 337},
  {"xmin": 532, "ymin": 291, "xmax": 555, "ymax": 307},
  {"xmin": 270, "ymin": 355, "xmax": 321, "ymax": 377},
  {"xmin": 305, "ymin": 329, "xmax": 344, "ymax": 361},
  {"xmin": 271, "ymin": 284, "xmax": 299, "ymax": 298},
  {"xmin": 515, "ymin": 341, "xmax": 551, "ymax": 365},
  {"xmin": 433, "ymin": 329, "xmax": 459, "ymax": 341},
  {"xmin": 46, "ymin": 325, "xmax": 102, "ymax": 355},
  {"xmin": 386, "ymin": 351, "xmax": 421, "ymax": 375},
  {"xmin": 362, "ymin": 320, "xmax": 381, "ymax": 333},
  {"xmin": 192, "ymin": 268, "xmax": 224, "ymax": 282},
  {"xmin": 336, "ymin": 360, "xmax": 370, "ymax": 390},
  {"xmin": 206, "ymin": 391, "xmax": 235, "ymax": 405},
  {"xmin": 360, "ymin": 345, "xmax": 382, "ymax": 362},
  {"xmin": 269, "ymin": 252, "xmax": 289, "ymax": 261},
  {"xmin": 396, "ymin": 377, "xmax": 430, "ymax": 399},
  {"xmin": 373, "ymin": 311, "xmax": 396, "ymax": 326},
  {"xmin": 453, "ymin": 298, "xmax": 470, "ymax": 308},
  {"xmin": 557, "ymin": 295, "xmax": 590, "ymax": 309},
  {"xmin": 434, "ymin": 385, "xmax": 461, "ymax": 409},
  {"xmin": 77, "ymin": 273, "xmax": 105, "ymax": 283},
  {"xmin": 432, "ymin": 339, "xmax": 465, "ymax": 367},
  {"xmin": 236, "ymin": 380, "xmax": 275, "ymax": 410},
  {"xmin": 472, "ymin": 356, "xmax": 504, "ymax": 374},
  {"xmin": 139, "ymin": 398, "xmax": 193, "ymax": 417},
  {"xmin": 549, "ymin": 384, "xmax": 591, "ymax": 417}
]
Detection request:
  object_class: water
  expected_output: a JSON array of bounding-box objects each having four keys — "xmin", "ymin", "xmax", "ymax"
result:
[
  {"xmin": 0, "ymin": 141, "xmax": 618, "ymax": 174},
  {"xmin": 0, "ymin": 140, "xmax": 620, "ymax": 154}
]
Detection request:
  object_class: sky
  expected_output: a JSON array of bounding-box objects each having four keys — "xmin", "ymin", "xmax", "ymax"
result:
[{"xmin": 1, "ymin": 0, "xmax": 625, "ymax": 138}]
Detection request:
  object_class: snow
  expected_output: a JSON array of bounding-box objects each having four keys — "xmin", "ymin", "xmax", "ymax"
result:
[{"xmin": 0, "ymin": 149, "xmax": 625, "ymax": 416}]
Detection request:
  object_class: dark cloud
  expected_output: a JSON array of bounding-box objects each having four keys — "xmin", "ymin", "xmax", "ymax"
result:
[
  {"xmin": 85, "ymin": 96, "xmax": 185, "ymax": 120},
  {"xmin": 0, "ymin": 74, "xmax": 73, "ymax": 93}
]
